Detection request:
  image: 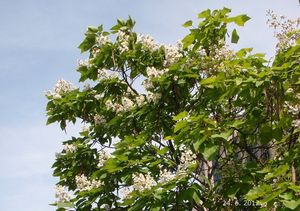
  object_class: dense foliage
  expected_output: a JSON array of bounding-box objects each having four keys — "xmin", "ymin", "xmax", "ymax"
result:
[{"xmin": 46, "ymin": 8, "xmax": 300, "ymax": 210}]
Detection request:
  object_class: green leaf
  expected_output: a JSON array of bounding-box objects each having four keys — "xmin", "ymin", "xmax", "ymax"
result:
[
  {"xmin": 182, "ymin": 20, "xmax": 193, "ymax": 28},
  {"xmin": 226, "ymin": 15, "xmax": 251, "ymax": 26},
  {"xmin": 211, "ymin": 130, "xmax": 232, "ymax": 140},
  {"xmin": 264, "ymin": 164, "xmax": 289, "ymax": 180},
  {"xmin": 174, "ymin": 120, "xmax": 188, "ymax": 133},
  {"xmin": 246, "ymin": 184, "xmax": 272, "ymax": 201},
  {"xmin": 173, "ymin": 111, "xmax": 188, "ymax": 121},
  {"xmin": 78, "ymin": 35, "xmax": 96, "ymax": 53},
  {"xmin": 225, "ymin": 184, "xmax": 240, "ymax": 198},
  {"xmin": 182, "ymin": 34, "xmax": 195, "ymax": 48},
  {"xmin": 57, "ymin": 202, "xmax": 74, "ymax": 208},
  {"xmin": 282, "ymin": 199, "xmax": 300, "ymax": 209},
  {"xmin": 202, "ymin": 143, "xmax": 219, "ymax": 161},
  {"xmin": 279, "ymin": 192, "xmax": 293, "ymax": 200},
  {"xmin": 192, "ymin": 191, "xmax": 201, "ymax": 205},
  {"xmin": 289, "ymin": 185, "xmax": 300, "ymax": 193},
  {"xmin": 198, "ymin": 9, "xmax": 211, "ymax": 19},
  {"xmin": 200, "ymin": 76, "xmax": 217, "ymax": 85},
  {"xmin": 231, "ymin": 29, "xmax": 239, "ymax": 43},
  {"xmin": 259, "ymin": 188, "xmax": 285, "ymax": 204}
]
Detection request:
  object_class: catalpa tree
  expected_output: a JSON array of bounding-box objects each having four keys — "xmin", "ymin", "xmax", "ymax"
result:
[{"xmin": 45, "ymin": 8, "xmax": 300, "ymax": 210}]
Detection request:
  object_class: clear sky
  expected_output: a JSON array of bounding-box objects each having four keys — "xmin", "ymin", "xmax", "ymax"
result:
[{"xmin": 0, "ymin": 0, "xmax": 299, "ymax": 210}]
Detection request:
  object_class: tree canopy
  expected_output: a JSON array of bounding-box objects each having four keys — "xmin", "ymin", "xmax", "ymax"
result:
[{"xmin": 46, "ymin": 8, "xmax": 300, "ymax": 210}]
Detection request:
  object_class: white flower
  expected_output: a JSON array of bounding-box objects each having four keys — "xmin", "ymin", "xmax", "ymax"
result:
[
  {"xmin": 142, "ymin": 79, "xmax": 154, "ymax": 90},
  {"xmin": 96, "ymin": 34, "xmax": 111, "ymax": 46},
  {"xmin": 136, "ymin": 95, "xmax": 146, "ymax": 106},
  {"xmin": 122, "ymin": 97, "xmax": 134, "ymax": 111},
  {"xmin": 98, "ymin": 150, "xmax": 111, "ymax": 167},
  {"xmin": 54, "ymin": 79, "xmax": 74, "ymax": 94},
  {"xmin": 63, "ymin": 143, "xmax": 76, "ymax": 154},
  {"xmin": 91, "ymin": 48, "xmax": 100, "ymax": 57},
  {"xmin": 117, "ymin": 31, "xmax": 130, "ymax": 53},
  {"xmin": 212, "ymin": 44, "xmax": 234, "ymax": 61},
  {"xmin": 53, "ymin": 93, "xmax": 62, "ymax": 99},
  {"xmin": 284, "ymin": 101, "xmax": 300, "ymax": 115},
  {"xmin": 55, "ymin": 185, "xmax": 70, "ymax": 202},
  {"xmin": 198, "ymin": 47, "xmax": 207, "ymax": 56},
  {"xmin": 267, "ymin": 10, "xmax": 300, "ymax": 51},
  {"xmin": 126, "ymin": 87, "xmax": 135, "ymax": 96},
  {"xmin": 292, "ymin": 119, "xmax": 300, "ymax": 128},
  {"xmin": 117, "ymin": 31, "xmax": 129, "ymax": 42},
  {"xmin": 94, "ymin": 114, "xmax": 106, "ymax": 125},
  {"xmin": 105, "ymin": 100, "xmax": 114, "ymax": 110},
  {"xmin": 147, "ymin": 91, "xmax": 161, "ymax": 103},
  {"xmin": 77, "ymin": 58, "xmax": 94, "ymax": 69},
  {"xmin": 146, "ymin": 67, "xmax": 168, "ymax": 78},
  {"xmin": 163, "ymin": 44, "xmax": 182, "ymax": 66},
  {"xmin": 45, "ymin": 79, "xmax": 75, "ymax": 99},
  {"xmin": 82, "ymin": 125, "xmax": 90, "ymax": 133},
  {"xmin": 94, "ymin": 94, "xmax": 103, "ymax": 100},
  {"xmin": 136, "ymin": 33, "xmax": 158, "ymax": 51},
  {"xmin": 122, "ymin": 187, "xmax": 132, "ymax": 199},
  {"xmin": 286, "ymin": 88, "xmax": 294, "ymax": 93},
  {"xmin": 159, "ymin": 169, "xmax": 175, "ymax": 183},
  {"xmin": 119, "ymin": 41, "xmax": 129, "ymax": 53},
  {"xmin": 178, "ymin": 146, "xmax": 197, "ymax": 174},
  {"xmin": 75, "ymin": 175, "xmax": 103, "ymax": 192},
  {"xmin": 132, "ymin": 173, "xmax": 155, "ymax": 192},
  {"xmin": 97, "ymin": 69, "xmax": 109, "ymax": 80}
]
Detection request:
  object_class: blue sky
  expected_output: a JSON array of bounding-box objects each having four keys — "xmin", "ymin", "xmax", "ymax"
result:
[{"xmin": 0, "ymin": 0, "xmax": 299, "ymax": 210}]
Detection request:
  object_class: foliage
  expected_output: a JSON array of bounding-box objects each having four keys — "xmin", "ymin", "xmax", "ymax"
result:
[{"xmin": 46, "ymin": 7, "xmax": 300, "ymax": 210}]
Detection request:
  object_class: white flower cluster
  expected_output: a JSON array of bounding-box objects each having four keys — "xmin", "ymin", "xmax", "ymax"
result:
[
  {"xmin": 146, "ymin": 66, "xmax": 168, "ymax": 78},
  {"xmin": 117, "ymin": 31, "xmax": 130, "ymax": 53},
  {"xmin": 94, "ymin": 93, "xmax": 104, "ymax": 100},
  {"xmin": 45, "ymin": 79, "xmax": 74, "ymax": 99},
  {"xmin": 63, "ymin": 143, "xmax": 76, "ymax": 154},
  {"xmin": 284, "ymin": 88, "xmax": 300, "ymax": 116},
  {"xmin": 121, "ymin": 187, "xmax": 132, "ymax": 199},
  {"xmin": 75, "ymin": 174, "xmax": 103, "ymax": 192},
  {"xmin": 163, "ymin": 44, "xmax": 183, "ymax": 66},
  {"xmin": 132, "ymin": 173, "xmax": 156, "ymax": 192},
  {"xmin": 212, "ymin": 44, "xmax": 235, "ymax": 61},
  {"xmin": 267, "ymin": 10, "xmax": 300, "ymax": 51},
  {"xmin": 82, "ymin": 83, "xmax": 91, "ymax": 91},
  {"xmin": 97, "ymin": 150, "xmax": 111, "ymax": 167},
  {"xmin": 136, "ymin": 33, "xmax": 159, "ymax": 51},
  {"xmin": 187, "ymin": 44, "xmax": 207, "ymax": 57},
  {"xmin": 135, "ymin": 95, "xmax": 146, "ymax": 107},
  {"xmin": 292, "ymin": 119, "xmax": 300, "ymax": 128},
  {"xmin": 94, "ymin": 114, "xmax": 106, "ymax": 125},
  {"xmin": 159, "ymin": 169, "xmax": 175, "ymax": 183},
  {"xmin": 91, "ymin": 48, "xmax": 100, "ymax": 58},
  {"xmin": 178, "ymin": 146, "xmax": 197, "ymax": 174},
  {"xmin": 55, "ymin": 185, "xmax": 70, "ymax": 202},
  {"xmin": 146, "ymin": 91, "xmax": 161, "ymax": 103},
  {"xmin": 142, "ymin": 79, "xmax": 154, "ymax": 90},
  {"xmin": 97, "ymin": 69, "xmax": 109, "ymax": 80},
  {"xmin": 77, "ymin": 58, "xmax": 94, "ymax": 69},
  {"xmin": 122, "ymin": 97, "xmax": 135, "ymax": 111},
  {"xmin": 105, "ymin": 97, "xmax": 135, "ymax": 113},
  {"xmin": 97, "ymin": 69, "xmax": 118, "ymax": 81},
  {"xmin": 96, "ymin": 34, "xmax": 111, "ymax": 46},
  {"xmin": 81, "ymin": 124, "xmax": 90, "ymax": 133}
]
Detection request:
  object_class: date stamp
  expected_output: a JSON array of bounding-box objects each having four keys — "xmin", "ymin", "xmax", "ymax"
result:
[{"xmin": 222, "ymin": 199, "xmax": 266, "ymax": 207}]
